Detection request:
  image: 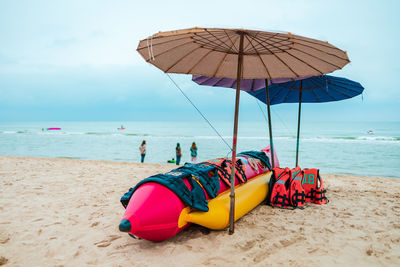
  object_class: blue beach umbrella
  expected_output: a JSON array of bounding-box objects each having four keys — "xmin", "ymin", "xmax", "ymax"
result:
[
  {"xmin": 246, "ymin": 75, "xmax": 364, "ymax": 166},
  {"xmin": 192, "ymin": 75, "xmax": 364, "ymax": 167}
]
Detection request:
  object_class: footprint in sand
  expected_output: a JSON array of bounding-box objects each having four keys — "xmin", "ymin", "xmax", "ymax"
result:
[
  {"xmin": 0, "ymin": 234, "xmax": 10, "ymax": 244},
  {"xmin": 94, "ymin": 240, "xmax": 110, "ymax": 248},
  {"xmin": 238, "ymin": 240, "xmax": 256, "ymax": 251},
  {"xmin": 94, "ymin": 235, "xmax": 121, "ymax": 248},
  {"xmin": 308, "ymin": 247, "xmax": 319, "ymax": 253},
  {"xmin": 366, "ymin": 248, "xmax": 374, "ymax": 256},
  {"xmin": 279, "ymin": 238, "xmax": 297, "ymax": 247},
  {"xmin": 202, "ymin": 256, "xmax": 227, "ymax": 266},
  {"xmin": 0, "ymin": 256, "xmax": 9, "ymax": 266}
]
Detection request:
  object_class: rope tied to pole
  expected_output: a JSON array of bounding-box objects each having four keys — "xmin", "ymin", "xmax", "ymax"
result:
[{"xmin": 165, "ymin": 73, "xmax": 232, "ymax": 152}]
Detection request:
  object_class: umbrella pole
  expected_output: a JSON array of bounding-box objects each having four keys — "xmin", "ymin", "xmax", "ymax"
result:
[
  {"xmin": 295, "ymin": 81, "xmax": 303, "ymax": 167},
  {"xmin": 265, "ymin": 80, "xmax": 275, "ymax": 169},
  {"xmin": 229, "ymin": 32, "xmax": 244, "ymax": 235}
]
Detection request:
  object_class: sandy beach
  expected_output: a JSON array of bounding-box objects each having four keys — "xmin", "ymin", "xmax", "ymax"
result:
[{"xmin": 0, "ymin": 155, "xmax": 399, "ymax": 266}]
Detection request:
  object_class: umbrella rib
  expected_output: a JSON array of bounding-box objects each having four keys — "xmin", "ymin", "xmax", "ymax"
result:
[
  {"xmin": 282, "ymin": 86, "xmax": 293, "ymax": 103},
  {"xmin": 331, "ymin": 81, "xmax": 364, "ymax": 93},
  {"xmin": 310, "ymin": 89, "xmax": 322, "ymax": 102},
  {"xmin": 251, "ymin": 33, "xmax": 290, "ymax": 54},
  {"xmin": 307, "ymin": 77, "xmax": 322, "ymax": 91},
  {"xmin": 253, "ymin": 87, "xmax": 265, "ymax": 97},
  {"xmin": 146, "ymin": 28, "xmax": 235, "ymax": 48},
  {"xmin": 293, "ymin": 42, "xmax": 350, "ymax": 61},
  {"xmin": 269, "ymin": 88, "xmax": 281, "ymax": 104},
  {"xmin": 291, "ymin": 35, "xmax": 349, "ymax": 55},
  {"xmin": 197, "ymin": 29, "xmax": 237, "ymax": 53},
  {"xmin": 244, "ymin": 34, "xmax": 272, "ymax": 79},
  {"xmin": 252, "ymin": 34, "xmax": 348, "ymax": 70},
  {"xmin": 250, "ymin": 35, "xmax": 300, "ymax": 77},
  {"xmin": 321, "ymin": 88, "xmax": 336, "ymax": 101},
  {"xmin": 249, "ymin": 34, "xmax": 276, "ymax": 54},
  {"xmin": 312, "ymin": 89, "xmax": 322, "ymax": 103},
  {"xmin": 165, "ymin": 46, "xmax": 203, "ymax": 72},
  {"xmin": 223, "ymin": 30, "xmax": 238, "ymax": 52},
  {"xmin": 281, "ymin": 51, "xmax": 324, "ymax": 75},
  {"xmin": 334, "ymin": 77, "xmax": 360, "ymax": 87},
  {"xmin": 137, "ymin": 35, "xmax": 191, "ymax": 51},
  {"xmin": 273, "ymin": 53, "xmax": 304, "ymax": 77},
  {"xmin": 253, "ymin": 33, "xmax": 292, "ymax": 53},
  {"xmin": 213, "ymin": 77, "xmax": 226, "ymax": 86},
  {"xmin": 309, "ymin": 78, "xmax": 337, "ymax": 101},
  {"xmin": 290, "ymin": 47, "xmax": 343, "ymax": 69},
  {"xmin": 212, "ymin": 34, "xmax": 241, "ymax": 77},
  {"xmin": 242, "ymin": 32, "xmax": 260, "ymax": 53},
  {"xmin": 326, "ymin": 86, "xmax": 353, "ymax": 99},
  {"xmin": 141, "ymin": 40, "xmax": 196, "ymax": 62},
  {"xmin": 185, "ymin": 49, "xmax": 215, "ymax": 74},
  {"xmin": 202, "ymin": 75, "xmax": 221, "ymax": 86},
  {"xmin": 324, "ymin": 77, "xmax": 363, "ymax": 94}
]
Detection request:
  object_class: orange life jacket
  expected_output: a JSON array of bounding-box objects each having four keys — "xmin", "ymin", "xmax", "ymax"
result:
[
  {"xmin": 289, "ymin": 166, "xmax": 306, "ymax": 208},
  {"xmin": 269, "ymin": 167, "xmax": 291, "ymax": 208},
  {"xmin": 269, "ymin": 166, "xmax": 305, "ymax": 208},
  {"xmin": 201, "ymin": 158, "xmax": 247, "ymax": 187},
  {"xmin": 301, "ymin": 169, "xmax": 328, "ymax": 205}
]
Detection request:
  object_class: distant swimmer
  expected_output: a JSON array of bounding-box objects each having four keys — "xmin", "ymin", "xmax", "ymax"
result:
[
  {"xmin": 118, "ymin": 125, "xmax": 125, "ymax": 130},
  {"xmin": 367, "ymin": 130, "xmax": 374, "ymax": 134}
]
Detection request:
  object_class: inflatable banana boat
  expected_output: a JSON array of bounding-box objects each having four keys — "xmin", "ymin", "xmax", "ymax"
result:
[{"xmin": 119, "ymin": 147, "xmax": 278, "ymax": 242}]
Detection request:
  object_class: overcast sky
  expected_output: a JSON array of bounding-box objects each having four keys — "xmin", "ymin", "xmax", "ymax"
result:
[{"xmin": 1, "ymin": 0, "xmax": 399, "ymax": 123}]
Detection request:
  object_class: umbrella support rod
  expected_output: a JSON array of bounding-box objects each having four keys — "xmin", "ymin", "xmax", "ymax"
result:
[
  {"xmin": 229, "ymin": 32, "xmax": 244, "ymax": 235},
  {"xmin": 265, "ymin": 80, "xmax": 275, "ymax": 169},
  {"xmin": 295, "ymin": 81, "xmax": 303, "ymax": 167}
]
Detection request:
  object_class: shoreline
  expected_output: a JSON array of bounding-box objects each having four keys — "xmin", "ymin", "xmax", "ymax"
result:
[
  {"xmin": 1, "ymin": 155, "xmax": 399, "ymax": 266},
  {"xmin": 1, "ymin": 154, "xmax": 398, "ymax": 179}
]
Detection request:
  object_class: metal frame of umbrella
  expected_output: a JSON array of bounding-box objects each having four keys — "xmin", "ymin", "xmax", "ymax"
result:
[{"xmin": 136, "ymin": 27, "xmax": 350, "ymax": 234}]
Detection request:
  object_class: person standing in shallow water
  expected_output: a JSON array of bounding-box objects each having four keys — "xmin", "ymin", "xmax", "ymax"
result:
[
  {"xmin": 139, "ymin": 140, "xmax": 146, "ymax": 163},
  {"xmin": 190, "ymin": 142, "xmax": 198, "ymax": 163},
  {"xmin": 176, "ymin": 143, "xmax": 182, "ymax": 165}
]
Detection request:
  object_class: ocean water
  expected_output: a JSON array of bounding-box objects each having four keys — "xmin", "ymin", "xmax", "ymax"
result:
[{"xmin": 0, "ymin": 121, "xmax": 399, "ymax": 178}]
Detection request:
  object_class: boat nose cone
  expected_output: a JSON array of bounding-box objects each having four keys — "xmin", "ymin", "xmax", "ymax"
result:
[{"xmin": 119, "ymin": 219, "xmax": 132, "ymax": 232}]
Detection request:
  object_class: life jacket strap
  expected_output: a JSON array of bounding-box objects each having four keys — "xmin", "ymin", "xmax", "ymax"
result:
[
  {"xmin": 305, "ymin": 188, "xmax": 316, "ymax": 200},
  {"xmin": 291, "ymin": 190, "xmax": 306, "ymax": 207},
  {"xmin": 314, "ymin": 189, "xmax": 329, "ymax": 203},
  {"xmin": 272, "ymin": 192, "xmax": 289, "ymax": 208}
]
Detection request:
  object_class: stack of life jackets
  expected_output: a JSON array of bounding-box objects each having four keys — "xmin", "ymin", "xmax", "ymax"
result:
[
  {"xmin": 201, "ymin": 158, "xmax": 247, "ymax": 187},
  {"xmin": 267, "ymin": 167, "xmax": 328, "ymax": 209}
]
